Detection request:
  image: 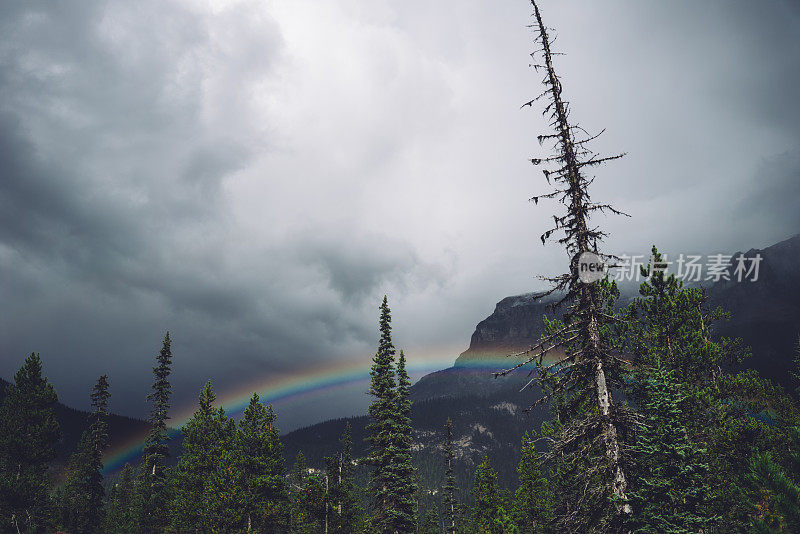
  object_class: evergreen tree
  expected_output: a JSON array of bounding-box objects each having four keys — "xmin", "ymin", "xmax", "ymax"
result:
[
  {"xmin": 495, "ymin": 2, "xmax": 635, "ymax": 528},
  {"xmin": 748, "ymin": 426, "xmax": 800, "ymax": 533},
  {"xmin": 327, "ymin": 423, "xmax": 363, "ymax": 533},
  {"xmin": 387, "ymin": 349, "xmax": 417, "ymax": 533},
  {"xmin": 513, "ymin": 433, "xmax": 550, "ymax": 533},
  {"xmin": 747, "ymin": 350, "xmax": 800, "ymax": 533},
  {"xmin": 210, "ymin": 393, "xmax": 289, "ymax": 532},
  {"xmin": 288, "ymin": 451, "xmax": 326, "ymax": 534},
  {"xmin": 418, "ymin": 507, "xmax": 441, "ymax": 534},
  {"xmin": 106, "ymin": 463, "xmax": 136, "ymax": 534},
  {"xmin": 169, "ymin": 380, "xmax": 231, "ymax": 532},
  {"xmin": 621, "ymin": 247, "xmax": 773, "ymax": 530},
  {"xmin": 366, "ymin": 295, "xmax": 398, "ymax": 532},
  {"xmin": 627, "ymin": 363, "xmax": 715, "ymax": 533},
  {"xmin": 493, "ymin": 507, "xmax": 520, "ymax": 534},
  {"xmin": 443, "ymin": 418, "xmax": 458, "ymax": 534},
  {"xmin": 291, "ymin": 451, "xmax": 308, "ymax": 490},
  {"xmin": 59, "ymin": 374, "xmax": 112, "ymax": 533},
  {"xmin": 0, "ymin": 353, "xmax": 61, "ymax": 533},
  {"xmin": 135, "ymin": 332, "xmax": 174, "ymax": 532},
  {"xmin": 471, "ymin": 456, "xmax": 511, "ymax": 534}
]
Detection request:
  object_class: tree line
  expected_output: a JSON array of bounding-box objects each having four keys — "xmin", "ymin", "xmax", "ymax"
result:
[{"xmin": 2, "ymin": 274, "xmax": 800, "ymax": 533}]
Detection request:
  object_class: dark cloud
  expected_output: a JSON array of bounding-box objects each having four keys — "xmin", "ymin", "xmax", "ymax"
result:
[{"xmin": 1, "ymin": 0, "xmax": 799, "ymax": 429}]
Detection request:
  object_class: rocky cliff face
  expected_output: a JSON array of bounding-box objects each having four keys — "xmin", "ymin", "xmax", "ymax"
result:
[
  {"xmin": 446, "ymin": 233, "xmax": 800, "ymax": 390},
  {"xmin": 454, "ymin": 293, "xmax": 563, "ymax": 366},
  {"xmin": 291, "ymin": 234, "xmax": 800, "ymax": 492}
]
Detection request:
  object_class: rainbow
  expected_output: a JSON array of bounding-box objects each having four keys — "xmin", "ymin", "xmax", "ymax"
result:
[{"xmin": 102, "ymin": 350, "xmax": 524, "ymax": 473}]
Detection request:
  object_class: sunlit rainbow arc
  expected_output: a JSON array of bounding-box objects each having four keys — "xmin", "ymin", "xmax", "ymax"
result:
[{"xmin": 101, "ymin": 355, "xmax": 527, "ymax": 473}]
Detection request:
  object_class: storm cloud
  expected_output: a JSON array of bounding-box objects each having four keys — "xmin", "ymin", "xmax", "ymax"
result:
[{"xmin": 1, "ymin": 0, "xmax": 799, "ymax": 428}]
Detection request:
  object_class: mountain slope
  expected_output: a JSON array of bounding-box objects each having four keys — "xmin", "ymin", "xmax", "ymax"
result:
[{"xmin": 284, "ymin": 233, "xmax": 800, "ymax": 492}]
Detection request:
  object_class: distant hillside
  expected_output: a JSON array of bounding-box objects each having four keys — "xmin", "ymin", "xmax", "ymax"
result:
[
  {"xmin": 0, "ymin": 377, "xmax": 151, "ymax": 474},
  {"xmin": 282, "ymin": 387, "xmax": 549, "ymax": 501},
  {"xmin": 7, "ymin": 234, "xmax": 798, "ymax": 494}
]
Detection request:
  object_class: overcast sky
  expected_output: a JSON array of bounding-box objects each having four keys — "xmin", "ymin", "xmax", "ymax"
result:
[{"xmin": 2, "ymin": 0, "xmax": 799, "ymax": 428}]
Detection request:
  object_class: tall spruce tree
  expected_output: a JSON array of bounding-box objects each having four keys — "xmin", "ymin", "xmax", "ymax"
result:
[
  {"xmin": 619, "ymin": 248, "xmax": 778, "ymax": 530},
  {"xmin": 627, "ymin": 363, "xmax": 715, "ymax": 533},
  {"xmin": 494, "ymin": 2, "xmax": 634, "ymax": 529},
  {"xmin": 106, "ymin": 463, "xmax": 136, "ymax": 534},
  {"xmin": 366, "ymin": 295, "xmax": 398, "ymax": 532},
  {"xmin": 327, "ymin": 423, "xmax": 363, "ymax": 533},
  {"xmin": 388, "ymin": 349, "xmax": 417, "ymax": 533},
  {"xmin": 211, "ymin": 393, "xmax": 289, "ymax": 532},
  {"xmin": 169, "ymin": 380, "xmax": 231, "ymax": 532},
  {"xmin": 59, "ymin": 374, "xmax": 112, "ymax": 533},
  {"xmin": 136, "ymin": 332, "xmax": 174, "ymax": 532},
  {"xmin": 0, "ymin": 353, "xmax": 61, "ymax": 533},
  {"xmin": 442, "ymin": 418, "xmax": 458, "ymax": 534},
  {"xmin": 471, "ymin": 456, "xmax": 512, "ymax": 534},
  {"xmin": 288, "ymin": 451, "xmax": 327, "ymax": 534},
  {"xmin": 513, "ymin": 433, "xmax": 550, "ymax": 534}
]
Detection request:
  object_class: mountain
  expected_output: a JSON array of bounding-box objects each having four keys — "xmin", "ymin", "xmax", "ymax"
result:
[
  {"xmin": 7, "ymin": 234, "xmax": 797, "ymax": 494},
  {"xmin": 708, "ymin": 234, "xmax": 800, "ymax": 385},
  {"xmin": 281, "ymin": 388, "xmax": 550, "ymax": 502},
  {"xmin": 283, "ymin": 233, "xmax": 800, "ymax": 492}
]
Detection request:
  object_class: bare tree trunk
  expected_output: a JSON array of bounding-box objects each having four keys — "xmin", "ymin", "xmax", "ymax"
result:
[{"xmin": 494, "ymin": 1, "xmax": 634, "ymax": 526}]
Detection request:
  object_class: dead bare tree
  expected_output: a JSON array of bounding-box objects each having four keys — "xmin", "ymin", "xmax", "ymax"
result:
[{"xmin": 495, "ymin": 1, "xmax": 635, "ymax": 531}]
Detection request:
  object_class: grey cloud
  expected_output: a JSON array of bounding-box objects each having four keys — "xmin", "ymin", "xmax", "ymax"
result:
[{"xmin": 1, "ymin": 0, "xmax": 799, "ymax": 430}]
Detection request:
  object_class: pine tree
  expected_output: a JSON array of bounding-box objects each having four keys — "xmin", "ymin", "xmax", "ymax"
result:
[
  {"xmin": 471, "ymin": 456, "xmax": 511, "ymax": 534},
  {"xmin": 106, "ymin": 463, "xmax": 136, "ymax": 534},
  {"xmin": 747, "ymin": 349, "xmax": 800, "ymax": 533},
  {"xmin": 292, "ymin": 451, "xmax": 308, "ymax": 490},
  {"xmin": 418, "ymin": 507, "xmax": 441, "ymax": 534},
  {"xmin": 621, "ymin": 248, "xmax": 767, "ymax": 529},
  {"xmin": 748, "ymin": 426, "xmax": 800, "ymax": 533},
  {"xmin": 59, "ymin": 374, "xmax": 112, "ymax": 533},
  {"xmin": 387, "ymin": 349, "xmax": 417, "ymax": 533},
  {"xmin": 494, "ymin": 2, "xmax": 635, "ymax": 529},
  {"xmin": 627, "ymin": 363, "xmax": 715, "ymax": 533},
  {"xmin": 0, "ymin": 353, "xmax": 61, "ymax": 533},
  {"xmin": 366, "ymin": 295, "xmax": 398, "ymax": 532},
  {"xmin": 493, "ymin": 507, "xmax": 520, "ymax": 534},
  {"xmin": 169, "ymin": 380, "xmax": 231, "ymax": 532},
  {"xmin": 442, "ymin": 418, "xmax": 458, "ymax": 534},
  {"xmin": 135, "ymin": 332, "xmax": 174, "ymax": 532},
  {"xmin": 513, "ymin": 433, "xmax": 550, "ymax": 533},
  {"xmin": 210, "ymin": 393, "xmax": 289, "ymax": 532},
  {"xmin": 327, "ymin": 423, "xmax": 363, "ymax": 533},
  {"xmin": 289, "ymin": 451, "xmax": 326, "ymax": 534}
]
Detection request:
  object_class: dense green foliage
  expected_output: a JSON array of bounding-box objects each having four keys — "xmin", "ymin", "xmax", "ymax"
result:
[
  {"xmin": 747, "ymin": 425, "xmax": 800, "ymax": 533},
  {"xmin": 0, "ymin": 353, "xmax": 61, "ymax": 533},
  {"xmin": 513, "ymin": 433, "xmax": 550, "ymax": 533},
  {"xmin": 57, "ymin": 374, "xmax": 111, "ymax": 533},
  {"xmin": 366, "ymin": 296, "xmax": 417, "ymax": 533},
  {"xmin": 136, "ymin": 332, "xmax": 175, "ymax": 532},
  {"xmin": 2, "ymin": 269, "xmax": 800, "ymax": 534},
  {"xmin": 106, "ymin": 463, "xmax": 136, "ymax": 533}
]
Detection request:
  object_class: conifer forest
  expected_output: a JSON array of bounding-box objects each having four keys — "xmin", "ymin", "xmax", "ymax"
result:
[{"xmin": 2, "ymin": 1, "xmax": 800, "ymax": 533}]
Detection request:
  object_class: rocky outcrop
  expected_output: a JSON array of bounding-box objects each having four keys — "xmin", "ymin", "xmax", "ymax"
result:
[{"xmin": 454, "ymin": 293, "xmax": 562, "ymax": 366}]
